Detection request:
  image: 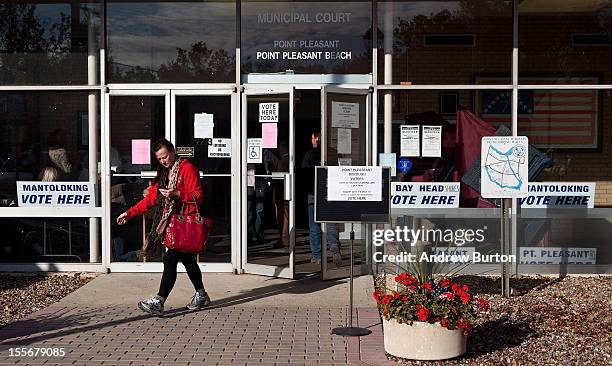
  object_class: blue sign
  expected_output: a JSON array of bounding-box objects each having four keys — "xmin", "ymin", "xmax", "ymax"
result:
[{"xmin": 398, "ymin": 158, "xmax": 412, "ymax": 174}]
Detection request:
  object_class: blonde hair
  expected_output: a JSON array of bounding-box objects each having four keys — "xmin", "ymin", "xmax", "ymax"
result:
[{"xmin": 38, "ymin": 166, "xmax": 59, "ymax": 182}]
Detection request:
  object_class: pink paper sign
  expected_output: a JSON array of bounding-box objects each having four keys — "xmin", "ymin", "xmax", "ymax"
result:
[
  {"xmin": 132, "ymin": 139, "xmax": 151, "ymax": 165},
  {"xmin": 261, "ymin": 123, "xmax": 278, "ymax": 149}
]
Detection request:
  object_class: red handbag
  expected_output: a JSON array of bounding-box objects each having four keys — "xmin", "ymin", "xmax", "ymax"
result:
[{"xmin": 165, "ymin": 193, "xmax": 212, "ymax": 253}]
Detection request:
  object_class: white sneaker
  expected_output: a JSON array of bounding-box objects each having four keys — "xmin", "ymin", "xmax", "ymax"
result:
[
  {"xmin": 186, "ymin": 291, "xmax": 211, "ymax": 310},
  {"xmin": 138, "ymin": 295, "xmax": 164, "ymax": 316}
]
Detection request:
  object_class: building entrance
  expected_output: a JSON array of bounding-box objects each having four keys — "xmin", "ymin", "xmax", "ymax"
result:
[
  {"xmin": 106, "ymin": 89, "xmax": 237, "ymax": 273},
  {"xmin": 241, "ymin": 86, "xmax": 372, "ymax": 279},
  {"xmin": 104, "ymin": 86, "xmax": 371, "ymax": 278}
]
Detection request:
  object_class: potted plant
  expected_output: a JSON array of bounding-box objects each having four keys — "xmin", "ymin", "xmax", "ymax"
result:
[{"xmin": 374, "ymin": 273, "xmax": 489, "ymax": 360}]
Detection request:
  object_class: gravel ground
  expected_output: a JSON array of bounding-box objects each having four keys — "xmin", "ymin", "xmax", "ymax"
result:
[
  {"xmin": 0, "ymin": 273, "xmax": 94, "ymax": 328},
  {"xmin": 378, "ymin": 275, "xmax": 612, "ymax": 366}
]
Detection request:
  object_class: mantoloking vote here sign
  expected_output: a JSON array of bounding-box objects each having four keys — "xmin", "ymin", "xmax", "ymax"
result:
[
  {"xmin": 17, "ymin": 182, "xmax": 95, "ymax": 207},
  {"xmin": 519, "ymin": 182, "xmax": 596, "ymax": 208}
]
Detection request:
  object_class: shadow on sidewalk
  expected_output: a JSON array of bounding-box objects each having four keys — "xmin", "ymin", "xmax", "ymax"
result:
[{"xmin": 0, "ymin": 273, "xmax": 351, "ymax": 345}]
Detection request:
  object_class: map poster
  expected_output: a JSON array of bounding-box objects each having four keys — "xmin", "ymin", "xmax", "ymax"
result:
[{"xmin": 481, "ymin": 136, "xmax": 529, "ymax": 198}]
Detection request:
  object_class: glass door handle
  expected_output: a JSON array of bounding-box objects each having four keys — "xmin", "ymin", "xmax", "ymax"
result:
[{"xmin": 284, "ymin": 173, "xmax": 292, "ymax": 201}]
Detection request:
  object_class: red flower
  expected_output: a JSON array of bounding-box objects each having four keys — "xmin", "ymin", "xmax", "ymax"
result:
[
  {"xmin": 477, "ymin": 298, "xmax": 489, "ymax": 311},
  {"xmin": 462, "ymin": 284, "xmax": 469, "ymax": 292},
  {"xmin": 382, "ymin": 295, "xmax": 392, "ymax": 305},
  {"xmin": 417, "ymin": 307, "xmax": 430, "ymax": 321},
  {"xmin": 460, "ymin": 292, "xmax": 470, "ymax": 304},
  {"xmin": 423, "ymin": 282, "xmax": 433, "ymax": 291},
  {"xmin": 394, "ymin": 292, "xmax": 401, "ymax": 299},
  {"xmin": 440, "ymin": 318, "xmax": 450, "ymax": 328},
  {"xmin": 401, "ymin": 296, "xmax": 408, "ymax": 301},
  {"xmin": 451, "ymin": 284, "xmax": 460, "ymax": 292},
  {"xmin": 439, "ymin": 278, "xmax": 451, "ymax": 288},
  {"xmin": 443, "ymin": 292, "xmax": 454, "ymax": 300},
  {"xmin": 456, "ymin": 319, "xmax": 473, "ymax": 336}
]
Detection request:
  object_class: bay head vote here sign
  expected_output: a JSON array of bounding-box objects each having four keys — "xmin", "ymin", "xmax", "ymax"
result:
[{"xmin": 17, "ymin": 182, "xmax": 95, "ymax": 207}]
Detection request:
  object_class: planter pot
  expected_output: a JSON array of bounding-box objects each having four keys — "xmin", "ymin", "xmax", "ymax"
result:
[{"xmin": 382, "ymin": 318, "xmax": 466, "ymax": 360}]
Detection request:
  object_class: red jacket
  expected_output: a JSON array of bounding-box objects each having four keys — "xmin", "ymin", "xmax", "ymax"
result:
[{"xmin": 126, "ymin": 160, "xmax": 203, "ymax": 219}]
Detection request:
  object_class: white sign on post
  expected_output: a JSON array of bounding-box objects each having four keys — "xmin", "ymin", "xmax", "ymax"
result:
[
  {"xmin": 391, "ymin": 182, "xmax": 460, "ymax": 208},
  {"xmin": 208, "ymin": 138, "xmax": 232, "ymax": 158},
  {"xmin": 327, "ymin": 166, "xmax": 382, "ymax": 201},
  {"xmin": 331, "ymin": 101, "xmax": 359, "ymax": 128},
  {"xmin": 481, "ymin": 136, "xmax": 529, "ymax": 198},
  {"xmin": 520, "ymin": 182, "xmax": 596, "ymax": 208},
  {"xmin": 259, "ymin": 103, "xmax": 279, "ymax": 122},
  {"xmin": 247, "ymin": 138, "xmax": 262, "ymax": 163},
  {"xmin": 17, "ymin": 182, "xmax": 95, "ymax": 207},
  {"xmin": 421, "ymin": 125, "xmax": 442, "ymax": 157}
]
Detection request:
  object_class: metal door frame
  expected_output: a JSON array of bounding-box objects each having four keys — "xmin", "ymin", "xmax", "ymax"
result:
[
  {"xmin": 106, "ymin": 88, "xmax": 234, "ymax": 273},
  {"xmin": 320, "ymin": 86, "xmax": 372, "ymax": 280},
  {"xmin": 241, "ymin": 86, "xmax": 295, "ymax": 278}
]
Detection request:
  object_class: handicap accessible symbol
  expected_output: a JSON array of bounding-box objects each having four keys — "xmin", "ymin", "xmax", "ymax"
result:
[{"xmin": 398, "ymin": 158, "xmax": 412, "ymax": 174}]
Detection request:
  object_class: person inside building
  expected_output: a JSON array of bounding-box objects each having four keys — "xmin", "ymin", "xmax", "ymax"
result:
[
  {"xmin": 116, "ymin": 138, "xmax": 210, "ymax": 316},
  {"xmin": 46, "ymin": 128, "xmax": 73, "ymax": 179},
  {"xmin": 273, "ymin": 140, "xmax": 289, "ymax": 249},
  {"xmin": 301, "ymin": 132, "xmax": 342, "ymax": 266}
]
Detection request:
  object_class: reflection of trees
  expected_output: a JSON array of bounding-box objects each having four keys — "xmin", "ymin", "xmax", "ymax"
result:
[
  {"xmin": 109, "ymin": 41, "xmax": 235, "ymax": 83},
  {"xmin": 0, "ymin": 3, "xmax": 97, "ymax": 85},
  {"xmin": 392, "ymin": 1, "xmax": 510, "ymax": 52}
]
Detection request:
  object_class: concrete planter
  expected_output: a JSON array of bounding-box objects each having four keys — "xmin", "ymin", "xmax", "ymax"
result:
[{"xmin": 382, "ymin": 318, "xmax": 467, "ymax": 360}]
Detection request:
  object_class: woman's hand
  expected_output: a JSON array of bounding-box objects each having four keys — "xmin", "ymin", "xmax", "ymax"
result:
[
  {"xmin": 159, "ymin": 188, "xmax": 180, "ymax": 200},
  {"xmin": 117, "ymin": 212, "xmax": 129, "ymax": 225}
]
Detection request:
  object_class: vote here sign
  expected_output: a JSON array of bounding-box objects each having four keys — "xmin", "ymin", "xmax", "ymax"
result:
[{"xmin": 17, "ymin": 182, "xmax": 95, "ymax": 207}]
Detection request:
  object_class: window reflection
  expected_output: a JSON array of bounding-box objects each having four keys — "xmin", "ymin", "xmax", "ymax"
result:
[
  {"xmin": 519, "ymin": 2, "xmax": 612, "ymax": 84},
  {"xmin": 107, "ymin": 1, "xmax": 236, "ymax": 83},
  {"xmin": 377, "ymin": 0, "xmax": 512, "ymax": 85},
  {"xmin": 0, "ymin": 92, "xmax": 98, "ymax": 206},
  {"xmin": 0, "ymin": 1, "xmax": 101, "ymax": 85}
]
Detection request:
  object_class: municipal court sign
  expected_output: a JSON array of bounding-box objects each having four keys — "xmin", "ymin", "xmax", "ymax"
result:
[{"xmin": 17, "ymin": 182, "xmax": 95, "ymax": 207}]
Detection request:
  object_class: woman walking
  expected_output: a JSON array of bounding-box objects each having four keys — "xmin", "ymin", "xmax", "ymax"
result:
[{"xmin": 117, "ymin": 138, "xmax": 210, "ymax": 315}]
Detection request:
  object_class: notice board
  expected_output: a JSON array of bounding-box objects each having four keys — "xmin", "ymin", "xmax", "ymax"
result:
[{"xmin": 314, "ymin": 166, "xmax": 390, "ymax": 223}]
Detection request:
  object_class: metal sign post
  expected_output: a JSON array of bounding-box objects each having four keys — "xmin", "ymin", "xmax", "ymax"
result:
[
  {"xmin": 314, "ymin": 166, "xmax": 391, "ymax": 337},
  {"xmin": 500, "ymin": 198, "xmax": 511, "ymax": 297},
  {"xmin": 481, "ymin": 136, "xmax": 529, "ymax": 298},
  {"xmin": 332, "ymin": 223, "xmax": 371, "ymax": 337}
]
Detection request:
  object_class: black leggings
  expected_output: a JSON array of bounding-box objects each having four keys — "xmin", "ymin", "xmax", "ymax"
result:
[{"xmin": 158, "ymin": 249, "xmax": 204, "ymax": 299}]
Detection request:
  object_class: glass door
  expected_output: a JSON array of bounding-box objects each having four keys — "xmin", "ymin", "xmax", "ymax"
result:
[
  {"xmin": 107, "ymin": 90, "xmax": 169, "ymax": 270},
  {"xmin": 321, "ymin": 86, "xmax": 372, "ymax": 280},
  {"xmin": 242, "ymin": 88, "xmax": 295, "ymax": 278},
  {"xmin": 171, "ymin": 90, "xmax": 237, "ymax": 272}
]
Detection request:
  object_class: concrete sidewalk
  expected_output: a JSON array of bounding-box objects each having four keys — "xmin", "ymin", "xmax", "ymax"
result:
[{"xmin": 0, "ymin": 273, "xmax": 389, "ymax": 366}]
